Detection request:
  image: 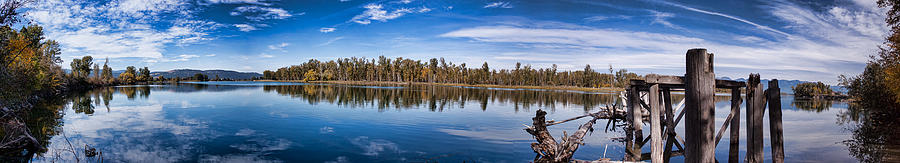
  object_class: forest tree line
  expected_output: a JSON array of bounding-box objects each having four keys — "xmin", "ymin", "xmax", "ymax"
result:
[{"xmin": 263, "ymin": 56, "xmax": 642, "ymax": 88}]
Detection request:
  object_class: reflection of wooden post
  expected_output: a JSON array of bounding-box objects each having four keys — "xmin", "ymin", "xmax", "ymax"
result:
[
  {"xmin": 746, "ymin": 74, "xmax": 766, "ymax": 163},
  {"xmin": 649, "ymin": 83, "xmax": 662, "ymax": 163},
  {"xmin": 625, "ymin": 86, "xmax": 635, "ymax": 161},
  {"xmin": 662, "ymin": 88, "xmax": 676, "ymax": 163},
  {"xmin": 631, "ymin": 87, "xmax": 644, "ymax": 161},
  {"xmin": 729, "ymin": 87, "xmax": 742, "ymax": 163},
  {"xmin": 768, "ymin": 79, "xmax": 785, "ymax": 163},
  {"xmin": 684, "ymin": 48, "xmax": 716, "ymax": 162}
]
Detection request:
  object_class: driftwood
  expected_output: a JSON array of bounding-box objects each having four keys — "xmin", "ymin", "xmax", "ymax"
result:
[
  {"xmin": 525, "ymin": 109, "xmax": 607, "ymax": 162},
  {"xmin": 0, "ymin": 109, "xmax": 43, "ymax": 155}
]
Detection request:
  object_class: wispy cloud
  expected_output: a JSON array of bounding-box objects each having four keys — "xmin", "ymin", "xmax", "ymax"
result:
[
  {"xmin": 660, "ymin": 1, "xmax": 790, "ymax": 37},
  {"xmin": 350, "ymin": 3, "xmax": 430, "ymax": 24},
  {"xmin": 484, "ymin": 2, "xmax": 513, "ymax": 8},
  {"xmin": 268, "ymin": 42, "xmax": 290, "ymax": 51},
  {"xmin": 440, "ymin": 14, "xmax": 878, "ymax": 82},
  {"xmin": 27, "ymin": 0, "xmax": 222, "ymax": 59},
  {"xmin": 584, "ymin": 15, "xmax": 632, "ymax": 22},
  {"xmin": 320, "ymin": 27, "xmax": 336, "ymax": 33},
  {"xmin": 206, "ymin": 54, "xmax": 217, "ymax": 57},
  {"xmin": 144, "ymin": 54, "xmax": 200, "ymax": 63},
  {"xmin": 317, "ymin": 37, "xmax": 345, "ymax": 47},
  {"xmin": 259, "ymin": 53, "xmax": 275, "ymax": 58},
  {"xmin": 650, "ymin": 11, "xmax": 681, "ymax": 29},
  {"xmin": 230, "ymin": 6, "xmax": 297, "ymax": 21},
  {"xmin": 234, "ymin": 24, "xmax": 259, "ymax": 32},
  {"xmin": 205, "ymin": 0, "xmax": 271, "ymax": 5}
]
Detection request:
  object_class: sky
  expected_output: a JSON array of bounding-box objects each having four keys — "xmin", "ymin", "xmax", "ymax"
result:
[{"xmin": 24, "ymin": 0, "xmax": 888, "ymax": 83}]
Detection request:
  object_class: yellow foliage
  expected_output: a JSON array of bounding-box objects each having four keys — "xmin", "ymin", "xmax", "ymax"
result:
[{"xmin": 885, "ymin": 65, "xmax": 900, "ymax": 103}]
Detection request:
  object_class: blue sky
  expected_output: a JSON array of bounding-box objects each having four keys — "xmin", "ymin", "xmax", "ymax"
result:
[{"xmin": 26, "ymin": 0, "xmax": 887, "ymax": 83}]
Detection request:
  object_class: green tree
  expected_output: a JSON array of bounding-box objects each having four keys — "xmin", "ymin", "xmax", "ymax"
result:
[
  {"xmin": 70, "ymin": 56, "xmax": 92, "ymax": 78},
  {"xmin": 792, "ymin": 82, "xmax": 833, "ymax": 98}
]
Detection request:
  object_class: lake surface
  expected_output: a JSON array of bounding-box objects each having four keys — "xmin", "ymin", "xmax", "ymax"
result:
[{"xmin": 20, "ymin": 81, "xmax": 865, "ymax": 162}]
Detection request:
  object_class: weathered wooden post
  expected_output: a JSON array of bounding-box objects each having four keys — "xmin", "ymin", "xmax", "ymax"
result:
[
  {"xmin": 745, "ymin": 74, "xmax": 766, "ymax": 163},
  {"xmin": 768, "ymin": 79, "xmax": 785, "ymax": 163},
  {"xmin": 625, "ymin": 86, "xmax": 636, "ymax": 161},
  {"xmin": 729, "ymin": 87, "xmax": 742, "ymax": 163},
  {"xmin": 631, "ymin": 86, "xmax": 644, "ymax": 161},
  {"xmin": 684, "ymin": 48, "xmax": 716, "ymax": 162},
  {"xmin": 648, "ymin": 82, "xmax": 663, "ymax": 163}
]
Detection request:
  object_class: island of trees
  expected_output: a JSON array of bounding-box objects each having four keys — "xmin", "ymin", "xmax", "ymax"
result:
[{"xmin": 263, "ymin": 57, "xmax": 642, "ymax": 90}]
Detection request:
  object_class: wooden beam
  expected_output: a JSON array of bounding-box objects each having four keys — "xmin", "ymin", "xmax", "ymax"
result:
[
  {"xmin": 714, "ymin": 111, "xmax": 735, "ymax": 145},
  {"xmin": 729, "ymin": 87, "xmax": 742, "ymax": 163},
  {"xmin": 768, "ymin": 79, "xmax": 785, "ymax": 163},
  {"xmin": 635, "ymin": 74, "xmax": 745, "ymax": 88},
  {"xmin": 684, "ymin": 48, "xmax": 717, "ymax": 162},
  {"xmin": 745, "ymin": 74, "xmax": 766, "ymax": 163}
]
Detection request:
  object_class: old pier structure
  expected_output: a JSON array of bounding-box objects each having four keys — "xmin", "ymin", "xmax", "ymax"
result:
[{"xmin": 524, "ymin": 48, "xmax": 786, "ymax": 163}]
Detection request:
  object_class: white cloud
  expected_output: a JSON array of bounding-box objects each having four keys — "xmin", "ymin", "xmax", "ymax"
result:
[
  {"xmin": 399, "ymin": 0, "xmax": 413, "ymax": 4},
  {"xmin": 230, "ymin": 6, "xmax": 295, "ymax": 21},
  {"xmin": 205, "ymin": 0, "xmax": 270, "ymax": 5},
  {"xmin": 350, "ymin": 3, "xmax": 429, "ymax": 24},
  {"xmin": 144, "ymin": 54, "xmax": 200, "ymax": 63},
  {"xmin": 26, "ymin": 0, "xmax": 221, "ymax": 60},
  {"xmin": 205, "ymin": 54, "xmax": 217, "ymax": 57},
  {"xmin": 320, "ymin": 27, "xmax": 336, "ymax": 33},
  {"xmin": 317, "ymin": 37, "xmax": 345, "ymax": 47},
  {"xmin": 440, "ymin": 16, "xmax": 880, "ymax": 82},
  {"xmin": 234, "ymin": 24, "xmax": 259, "ymax": 32},
  {"xmin": 661, "ymin": 1, "xmax": 790, "ymax": 37},
  {"xmin": 259, "ymin": 54, "xmax": 274, "ymax": 58},
  {"xmin": 339, "ymin": 0, "xmax": 351, "ymax": 2},
  {"xmin": 484, "ymin": 2, "xmax": 513, "ymax": 8},
  {"xmin": 650, "ymin": 11, "xmax": 681, "ymax": 29},
  {"xmin": 268, "ymin": 42, "xmax": 290, "ymax": 51}
]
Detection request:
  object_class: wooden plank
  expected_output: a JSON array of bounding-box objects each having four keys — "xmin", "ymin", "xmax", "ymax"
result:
[
  {"xmin": 729, "ymin": 87, "xmax": 742, "ymax": 163},
  {"xmin": 649, "ymin": 84, "xmax": 663, "ymax": 163},
  {"xmin": 745, "ymin": 74, "xmax": 766, "ymax": 163},
  {"xmin": 662, "ymin": 89, "xmax": 676, "ymax": 163},
  {"xmin": 684, "ymin": 48, "xmax": 716, "ymax": 162},
  {"xmin": 768, "ymin": 79, "xmax": 785, "ymax": 163}
]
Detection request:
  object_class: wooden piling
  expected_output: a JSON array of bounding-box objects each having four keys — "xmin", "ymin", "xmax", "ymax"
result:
[
  {"xmin": 768, "ymin": 79, "xmax": 785, "ymax": 163},
  {"xmin": 649, "ymin": 84, "xmax": 662, "ymax": 163},
  {"xmin": 631, "ymin": 87, "xmax": 644, "ymax": 161},
  {"xmin": 662, "ymin": 89, "xmax": 676, "ymax": 163},
  {"xmin": 684, "ymin": 48, "xmax": 716, "ymax": 162},
  {"xmin": 745, "ymin": 74, "xmax": 766, "ymax": 163},
  {"xmin": 729, "ymin": 87, "xmax": 742, "ymax": 163}
]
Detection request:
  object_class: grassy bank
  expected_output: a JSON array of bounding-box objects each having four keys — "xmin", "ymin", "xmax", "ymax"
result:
[{"xmin": 253, "ymin": 80, "xmax": 624, "ymax": 92}]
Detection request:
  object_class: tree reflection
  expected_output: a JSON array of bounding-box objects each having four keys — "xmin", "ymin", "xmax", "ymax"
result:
[
  {"xmin": 791, "ymin": 99, "xmax": 833, "ymax": 112},
  {"xmin": 838, "ymin": 98, "xmax": 900, "ymax": 162},
  {"xmin": 263, "ymin": 84, "xmax": 622, "ymax": 112}
]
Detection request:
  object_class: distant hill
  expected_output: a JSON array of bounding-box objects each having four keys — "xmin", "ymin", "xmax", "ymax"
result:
[
  {"xmin": 718, "ymin": 77, "xmax": 846, "ymax": 94},
  {"xmin": 150, "ymin": 69, "xmax": 262, "ymax": 80}
]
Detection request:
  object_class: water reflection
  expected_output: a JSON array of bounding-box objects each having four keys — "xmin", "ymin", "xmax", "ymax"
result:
[
  {"xmin": 791, "ymin": 99, "xmax": 833, "ymax": 112},
  {"xmin": 263, "ymin": 84, "xmax": 621, "ymax": 112},
  {"xmin": 837, "ymin": 99, "xmax": 900, "ymax": 162},
  {"xmin": 6, "ymin": 82, "xmax": 893, "ymax": 162}
]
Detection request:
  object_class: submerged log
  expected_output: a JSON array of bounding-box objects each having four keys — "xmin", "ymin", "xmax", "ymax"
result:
[{"xmin": 525, "ymin": 109, "xmax": 603, "ymax": 162}]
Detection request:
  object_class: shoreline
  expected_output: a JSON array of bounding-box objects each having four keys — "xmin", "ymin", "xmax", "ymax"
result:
[{"xmin": 252, "ymin": 80, "xmax": 624, "ymax": 92}]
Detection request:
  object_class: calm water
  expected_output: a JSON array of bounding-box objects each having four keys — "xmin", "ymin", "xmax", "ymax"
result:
[{"xmin": 21, "ymin": 81, "xmax": 860, "ymax": 162}]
